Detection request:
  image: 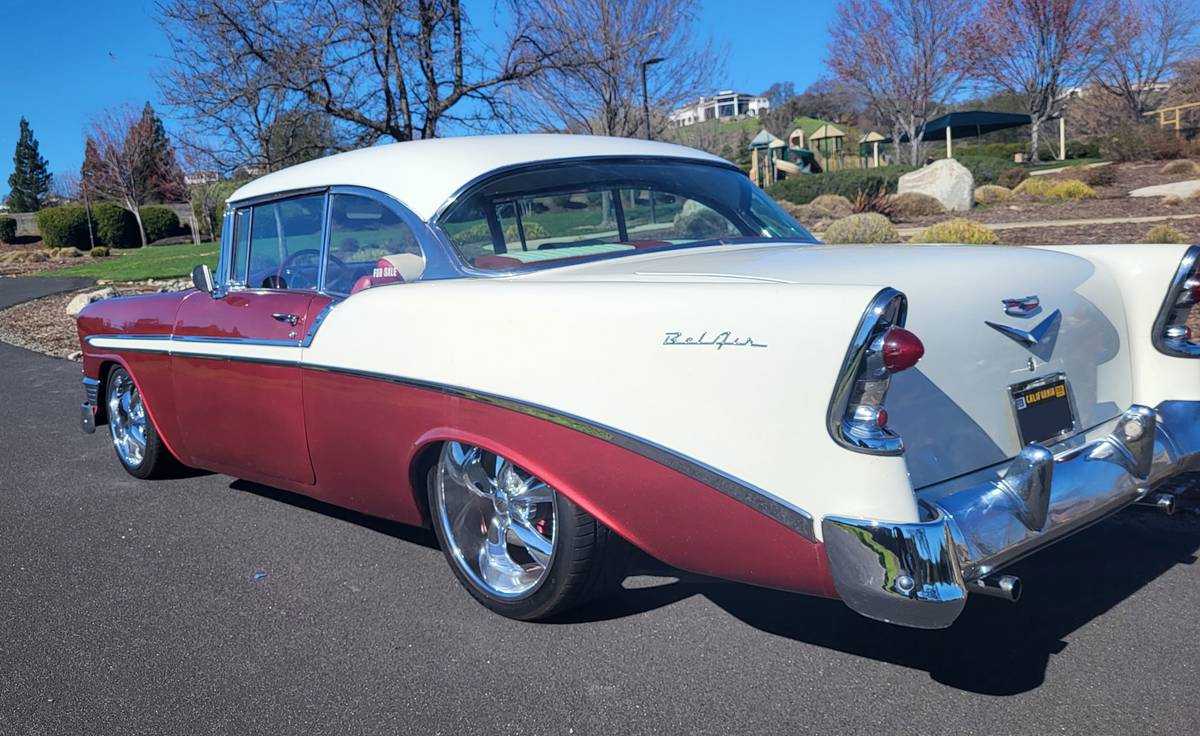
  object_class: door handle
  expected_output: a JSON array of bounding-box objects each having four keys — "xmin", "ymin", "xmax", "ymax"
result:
[{"xmin": 272, "ymin": 313, "xmax": 300, "ymax": 326}]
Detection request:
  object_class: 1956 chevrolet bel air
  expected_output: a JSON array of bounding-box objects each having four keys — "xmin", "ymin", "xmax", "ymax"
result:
[{"xmin": 76, "ymin": 135, "xmax": 1200, "ymax": 628}]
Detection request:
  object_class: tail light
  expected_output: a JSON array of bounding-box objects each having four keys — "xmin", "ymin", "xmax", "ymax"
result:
[
  {"xmin": 1153, "ymin": 245, "xmax": 1200, "ymax": 358},
  {"xmin": 827, "ymin": 288, "xmax": 924, "ymax": 455}
]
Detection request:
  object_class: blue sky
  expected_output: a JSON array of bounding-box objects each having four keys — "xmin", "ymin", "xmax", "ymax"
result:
[{"xmin": 0, "ymin": 0, "xmax": 837, "ymax": 195}]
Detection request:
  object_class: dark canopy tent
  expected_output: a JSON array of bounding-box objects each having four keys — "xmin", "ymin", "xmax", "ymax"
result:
[{"xmin": 916, "ymin": 110, "xmax": 1032, "ymax": 141}]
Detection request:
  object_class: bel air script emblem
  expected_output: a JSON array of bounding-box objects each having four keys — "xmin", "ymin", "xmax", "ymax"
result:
[{"xmin": 663, "ymin": 331, "xmax": 767, "ymax": 349}]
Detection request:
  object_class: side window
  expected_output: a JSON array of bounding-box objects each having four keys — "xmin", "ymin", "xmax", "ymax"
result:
[
  {"xmin": 246, "ymin": 194, "xmax": 325, "ymax": 290},
  {"xmin": 325, "ymin": 194, "xmax": 425, "ymax": 294},
  {"xmin": 228, "ymin": 209, "xmax": 251, "ymax": 285}
]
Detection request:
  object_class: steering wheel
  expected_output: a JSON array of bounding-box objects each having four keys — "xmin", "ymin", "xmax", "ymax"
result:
[{"xmin": 275, "ymin": 249, "xmax": 344, "ymax": 290}]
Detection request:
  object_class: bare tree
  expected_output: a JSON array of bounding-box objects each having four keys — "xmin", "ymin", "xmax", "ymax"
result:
[
  {"xmin": 966, "ymin": 0, "xmax": 1122, "ymax": 162},
  {"xmin": 505, "ymin": 0, "xmax": 721, "ymax": 138},
  {"xmin": 826, "ymin": 0, "xmax": 976, "ymax": 166},
  {"xmin": 159, "ymin": 0, "xmax": 598, "ymax": 170},
  {"xmin": 1095, "ymin": 0, "xmax": 1199, "ymax": 120},
  {"xmin": 81, "ymin": 107, "xmax": 164, "ymax": 248},
  {"xmin": 51, "ymin": 171, "xmax": 81, "ymax": 202}
]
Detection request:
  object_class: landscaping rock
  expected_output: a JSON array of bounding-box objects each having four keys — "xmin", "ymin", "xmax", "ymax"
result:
[
  {"xmin": 65, "ymin": 287, "xmax": 116, "ymax": 317},
  {"xmin": 1130, "ymin": 179, "xmax": 1200, "ymax": 199},
  {"xmin": 898, "ymin": 159, "xmax": 974, "ymax": 212}
]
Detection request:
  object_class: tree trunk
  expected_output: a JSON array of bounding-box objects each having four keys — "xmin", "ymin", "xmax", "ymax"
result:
[
  {"xmin": 1029, "ymin": 120, "xmax": 1042, "ymax": 164},
  {"xmin": 130, "ymin": 204, "xmax": 148, "ymax": 248}
]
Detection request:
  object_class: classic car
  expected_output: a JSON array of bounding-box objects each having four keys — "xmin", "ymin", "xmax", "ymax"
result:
[{"xmin": 76, "ymin": 135, "xmax": 1200, "ymax": 628}]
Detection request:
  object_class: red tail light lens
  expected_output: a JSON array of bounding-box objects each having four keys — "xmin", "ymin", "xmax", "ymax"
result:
[{"xmin": 881, "ymin": 327, "xmax": 925, "ymax": 373}]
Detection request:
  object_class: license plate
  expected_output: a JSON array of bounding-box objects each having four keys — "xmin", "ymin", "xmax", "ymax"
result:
[{"xmin": 1009, "ymin": 374, "xmax": 1077, "ymax": 445}]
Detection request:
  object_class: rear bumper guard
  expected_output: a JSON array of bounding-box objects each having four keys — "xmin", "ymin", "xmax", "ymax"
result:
[
  {"xmin": 822, "ymin": 401, "xmax": 1200, "ymax": 629},
  {"xmin": 81, "ymin": 376, "xmax": 100, "ymax": 434}
]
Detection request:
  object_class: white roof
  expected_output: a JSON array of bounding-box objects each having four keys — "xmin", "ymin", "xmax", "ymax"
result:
[{"xmin": 227, "ymin": 134, "xmax": 730, "ymax": 221}]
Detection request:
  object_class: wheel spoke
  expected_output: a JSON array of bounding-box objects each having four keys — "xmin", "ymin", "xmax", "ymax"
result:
[
  {"xmin": 507, "ymin": 519, "xmax": 553, "ymax": 567},
  {"xmin": 512, "ymin": 479, "xmax": 553, "ymax": 506}
]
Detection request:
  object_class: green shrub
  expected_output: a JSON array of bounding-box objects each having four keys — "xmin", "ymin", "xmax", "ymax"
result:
[
  {"xmin": 911, "ymin": 218, "xmax": 999, "ymax": 245},
  {"xmin": 139, "ymin": 206, "xmax": 181, "ymax": 243},
  {"xmin": 768, "ymin": 166, "xmax": 913, "ymax": 205},
  {"xmin": 889, "ymin": 191, "xmax": 945, "ymax": 219},
  {"xmin": 504, "ymin": 221, "xmax": 550, "ymax": 242},
  {"xmin": 1140, "ymin": 225, "xmax": 1188, "ymax": 244},
  {"xmin": 974, "ymin": 184, "xmax": 1013, "ymax": 205},
  {"xmin": 1160, "ymin": 159, "xmax": 1200, "ymax": 176},
  {"xmin": 190, "ymin": 180, "xmax": 239, "ymax": 240},
  {"xmin": 1013, "ymin": 177, "xmax": 1054, "ymax": 198},
  {"xmin": 90, "ymin": 246, "xmax": 110, "ymax": 258},
  {"xmin": 810, "ymin": 194, "xmax": 853, "ymax": 217},
  {"xmin": 1044, "ymin": 179, "xmax": 1096, "ymax": 200},
  {"xmin": 34, "ymin": 205, "xmax": 91, "ymax": 249},
  {"xmin": 0, "ymin": 216, "xmax": 16, "ymax": 244},
  {"xmin": 1083, "ymin": 166, "xmax": 1118, "ymax": 187},
  {"xmin": 996, "ymin": 167, "xmax": 1028, "ymax": 189},
  {"xmin": 954, "ymin": 155, "xmax": 1003, "ymax": 185},
  {"xmin": 92, "ymin": 203, "xmax": 140, "ymax": 248},
  {"xmin": 821, "ymin": 213, "xmax": 900, "ymax": 244}
]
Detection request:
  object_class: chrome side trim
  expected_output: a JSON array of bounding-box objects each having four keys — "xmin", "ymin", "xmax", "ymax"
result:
[
  {"xmin": 824, "ymin": 401, "xmax": 1200, "ymax": 628},
  {"xmin": 302, "ymin": 363, "xmax": 816, "ymax": 541},
  {"xmin": 1152, "ymin": 244, "xmax": 1199, "ymax": 357},
  {"xmin": 826, "ymin": 287, "xmax": 907, "ymax": 456},
  {"xmin": 77, "ymin": 333, "xmax": 816, "ymax": 539}
]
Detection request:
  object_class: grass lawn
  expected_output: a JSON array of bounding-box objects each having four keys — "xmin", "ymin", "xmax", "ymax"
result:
[
  {"xmin": 41, "ymin": 242, "xmax": 219, "ymax": 281},
  {"xmin": 1027, "ymin": 157, "xmax": 1105, "ymax": 172}
]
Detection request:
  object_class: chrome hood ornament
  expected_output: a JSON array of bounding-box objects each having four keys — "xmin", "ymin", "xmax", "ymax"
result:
[
  {"xmin": 986, "ymin": 309, "xmax": 1062, "ymax": 361},
  {"xmin": 1002, "ymin": 295, "xmax": 1041, "ymax": 317}
]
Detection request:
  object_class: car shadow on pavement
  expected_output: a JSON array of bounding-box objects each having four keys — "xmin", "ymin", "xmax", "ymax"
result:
[
  {"xmin": 569, "ymin": 506, "xmax": 1200, "ymax": 696},
  {"xmin": 229, "ymin": 479, "xmax": 440, "ymax": 550},
  {"xmin": 227, "ymin": 475, "xmax": 1199, "ymax": 696}
]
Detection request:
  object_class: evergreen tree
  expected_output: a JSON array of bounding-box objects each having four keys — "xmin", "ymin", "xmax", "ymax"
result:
[
  {"xmin": 134, "ymin": 102, "xmax": 183, "ymax": 202},
  {"xmin": 7, "ymin": 117, "xmax": 52, "ymax": 211}
]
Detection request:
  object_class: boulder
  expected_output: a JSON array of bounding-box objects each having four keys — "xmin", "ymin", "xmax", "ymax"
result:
[
  {"xmin": 898, "ymin": 159, "xmax": 975, "ymax": 212},
  {"xmin": 66, "ymin": 287, "xmax": 116, "ymax": 317}
]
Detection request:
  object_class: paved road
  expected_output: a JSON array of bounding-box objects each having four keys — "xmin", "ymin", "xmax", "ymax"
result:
[
  {"xmin": 0, "ymin": 276, "xmax": 95, "ymax": 310},
  {"xmin": 2, "ymin": 339, "xmax": 1199, "ymax": 734}
]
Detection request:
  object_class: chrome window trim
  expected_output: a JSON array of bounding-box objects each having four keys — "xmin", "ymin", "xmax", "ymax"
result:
[
  {"xmin": 427, "ymin": 155, "xmax": 815, "ymax": 278},
  {"xmin": 1152, "ymin": 244, "xmax": 1200, "ymax": 358}
]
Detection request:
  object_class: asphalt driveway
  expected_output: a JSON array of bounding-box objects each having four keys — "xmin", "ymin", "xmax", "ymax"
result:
[{"xmin": 1, "ymin": 299, "xmax": 1199, "ymax": 734}]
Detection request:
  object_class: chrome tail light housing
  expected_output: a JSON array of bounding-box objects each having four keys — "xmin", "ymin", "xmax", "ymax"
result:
[
  {"xmin": 1153, "ymin": 245, "xmax": 1200, "ymax": 358},
  {"xmin": 827, "ymin": 288, "xmax": 924, "ymax": 455}
]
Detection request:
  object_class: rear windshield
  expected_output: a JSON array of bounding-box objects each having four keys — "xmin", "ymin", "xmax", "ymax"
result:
[{"xmin": 437, "ymin": 159, "xmax": 814, "ymax": 271}]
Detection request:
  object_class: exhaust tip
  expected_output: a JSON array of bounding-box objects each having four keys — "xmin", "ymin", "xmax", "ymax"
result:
[
  {"xmin": 1136, "ymin": 492, "xmax": 1177, "ymax": 515},
  {"xmin": 969, "ymin": 574, "xmax": 1022, "ymax": 603}
]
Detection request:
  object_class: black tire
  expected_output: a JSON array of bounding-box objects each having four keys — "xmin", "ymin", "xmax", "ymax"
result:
[
  {"xmin": 105, "ymin": 366, "xmax": 181, "ymax": 480},
  {"xmin": 426, "ymin": 454, "xmax": 627, "ymax": 621}
]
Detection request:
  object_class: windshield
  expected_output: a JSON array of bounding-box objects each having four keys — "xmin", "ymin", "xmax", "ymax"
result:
[{"xmin": 437, "ymin": 159, "xmax": 814, "ymax": 271}]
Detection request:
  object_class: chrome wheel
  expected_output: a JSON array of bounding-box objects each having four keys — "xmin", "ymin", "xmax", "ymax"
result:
[
  {"xmin": 107, "ymin": 371, "xmax": 147, "ymax": 468},
  {"xmin": 436, "ymin": 442, "xmax": 558, "ymax": 599}
]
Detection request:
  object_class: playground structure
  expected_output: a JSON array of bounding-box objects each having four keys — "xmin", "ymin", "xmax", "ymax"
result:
[
  {"xmin": 749, "ymin": 129, "xmax": 820, "ymax": 187},
  {"xmin": 1144, "ymin": 102, "xmax": 1200, "ymax": 132}
]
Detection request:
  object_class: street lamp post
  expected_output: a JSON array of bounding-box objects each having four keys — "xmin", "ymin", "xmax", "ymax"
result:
[
  {"xmin": 640, "ymin": 57, "xmax": 666, "ymax": 140},
  {"xmin": 641, "ymin": 56, "xmax": 666, "ymax": 225}
]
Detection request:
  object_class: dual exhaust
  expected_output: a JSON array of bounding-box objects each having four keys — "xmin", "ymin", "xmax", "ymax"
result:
[{"xmin": 966, "ymin": 492, "xmax": 1179, "ymax": 605}]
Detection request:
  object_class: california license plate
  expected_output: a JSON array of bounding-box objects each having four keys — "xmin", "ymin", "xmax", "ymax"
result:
[{"xmin": 1010, "ymin": 374, "xmax": 1077, "ymax": 445}]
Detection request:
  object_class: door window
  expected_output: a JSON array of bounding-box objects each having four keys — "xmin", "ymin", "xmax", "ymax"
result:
[
  {"xmin": 325, "ymin": 194, "xmax": 425, "ymax": 294},
  {"xmin": 245, "ymin": 194, "xmax": 326, "ymax": 290}
]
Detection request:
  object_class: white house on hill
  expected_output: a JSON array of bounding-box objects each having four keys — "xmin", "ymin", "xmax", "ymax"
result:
[{"xmin": 669, "ymin": 91, "xmax": 770, "ymax": 127}]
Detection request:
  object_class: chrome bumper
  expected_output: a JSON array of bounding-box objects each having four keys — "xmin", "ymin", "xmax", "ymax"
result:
[
  {"xmin": 81, "ymin": 377, "xmax": 100, "ymax": 434},
  {"xmin": 822, "ymin": 401, "xmax": 1200, "ymax": 629}
]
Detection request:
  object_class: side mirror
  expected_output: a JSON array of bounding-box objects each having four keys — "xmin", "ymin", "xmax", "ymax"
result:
[{"xmin": 191, "ymin": 264, "xmax": 217, "ymax": 296}]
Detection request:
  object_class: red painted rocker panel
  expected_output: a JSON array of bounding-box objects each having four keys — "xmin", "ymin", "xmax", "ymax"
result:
[{"xmin": 301, "ymin": 369, "xmax": 837, "ymax": 598}]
